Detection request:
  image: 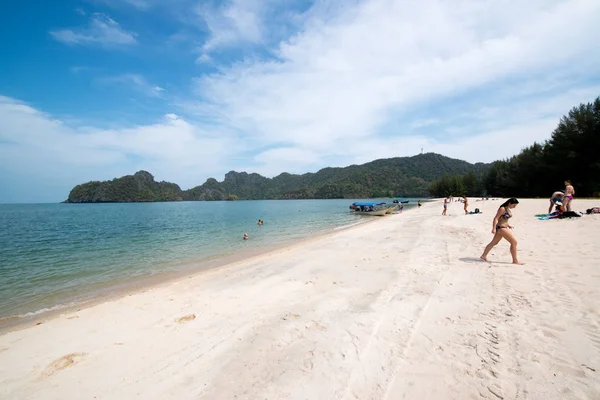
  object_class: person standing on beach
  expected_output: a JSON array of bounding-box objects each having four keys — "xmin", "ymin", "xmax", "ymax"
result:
[
  {"xmin": 548, "ymin": 191, "xmax": 564, "ymax": 213},
  {"xmin": 442, "ymin": 197, "xmax": 449, "ymax": 216},
  {"xmin": 480, "ymin": 198, "xmax": 524, "ymax": 265},
  {"xmin": 463, "ymin": 196, "xmax": 469, "ymax": 215},
  {"xmin": 563, "ymin": 180, "xmax": 575, "ymax": 211}
]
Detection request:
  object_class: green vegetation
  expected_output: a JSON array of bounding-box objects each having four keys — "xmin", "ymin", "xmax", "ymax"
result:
[
  {"xmin": 428, "ymin": 173, "xmax": 484, "ymax": 197},
  {"xmin": 65, "ymin": 153, "xmax": 489, "ymax": 202},
  {"xmin": 66, "ymin": 171, "xmax": 183, "ymax": 203},
  {"xmin": 428, "ymin": 96, "xmax": 600, "ymax": 198}
]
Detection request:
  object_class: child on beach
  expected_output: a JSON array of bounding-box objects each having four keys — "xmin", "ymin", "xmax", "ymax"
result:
[
  {"xmin": 442, "ymin": 197, "xmax": 449, "ymax": 216},
  {"xmin": 463, "ymin": 196, "xmax": 469, "ymax": 215},
  {"xmin": 480, "ymin": 198, "xmax": 524, "ymax": 265}
]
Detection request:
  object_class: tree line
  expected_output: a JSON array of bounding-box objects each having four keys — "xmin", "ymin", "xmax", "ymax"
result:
[{"xmin": 429, "ymin": 96, "xmax": 600, "ymax": 198}]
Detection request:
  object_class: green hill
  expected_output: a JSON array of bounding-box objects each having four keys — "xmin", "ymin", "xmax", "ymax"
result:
[
  {"xmin": 65, "ymin": 153, "xmax": 490, "ymax": 202},
  {"xmin": 65, "ymin": 171, "xmax": 183, "ymax": 203}
]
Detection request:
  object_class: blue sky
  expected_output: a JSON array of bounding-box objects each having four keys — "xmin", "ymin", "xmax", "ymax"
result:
[{"xmin": 1, "ymin": 0, "xmax": 599, "ymax": 203}]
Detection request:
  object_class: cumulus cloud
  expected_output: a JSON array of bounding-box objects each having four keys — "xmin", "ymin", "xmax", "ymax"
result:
[{"xmin": 50, "ymin": 14, "xmax": 138, "ymax": 46}]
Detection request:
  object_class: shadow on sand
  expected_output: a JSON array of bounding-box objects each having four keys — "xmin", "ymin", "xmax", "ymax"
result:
[{"xmin": 458, "ymin": 257, "xmax": 512, "ymax": 265}]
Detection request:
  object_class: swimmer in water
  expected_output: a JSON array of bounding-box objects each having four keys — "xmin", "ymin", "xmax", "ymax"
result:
[{"xmin": 243, "ymin": 233, "xmax": 248, "ymax": 240}]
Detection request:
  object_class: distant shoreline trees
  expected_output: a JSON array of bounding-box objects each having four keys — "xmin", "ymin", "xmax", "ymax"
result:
[{"xmin": 429, "ymin": 95, "xmax": 600, "ymax": 198}]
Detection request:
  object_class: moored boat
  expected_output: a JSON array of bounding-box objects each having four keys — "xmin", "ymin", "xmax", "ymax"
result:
[{"xmin": 349, "ymin": 202, "xmax": 391, "ymax": 216}]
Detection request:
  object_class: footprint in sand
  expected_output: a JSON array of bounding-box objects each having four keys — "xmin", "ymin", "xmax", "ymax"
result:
[
  {"xmin": 42, "ymin": 352, "xmax": 88, "ymax": 377},
  {"xmin": 282, "ymin": 313, "xmax": 301, "ymax": 321},
  {"xmin": 176, "ymin": 314, "xmax": 196, "ymax": 323}
]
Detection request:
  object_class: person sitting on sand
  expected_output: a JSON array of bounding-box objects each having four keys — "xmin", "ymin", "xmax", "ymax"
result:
[
  {"xmin": 480, "ymin": 198, "xmax": 524, "ymax": 265},
  {"xmin": 243, "ymin": 233, "xmax": 248, "ymax": 240},
  {"xmin": 442, "ymin": 197, "xmax": 449, "ymax": 216},
  {"xmin": 418, "ymin": 200, "xmax": 422, "ymax": 208},
  {"xmin": 548, "ymin": 191, "xmax": 564, "ymax": 214},
  {"xmin": 563, "ymin": 180, "xmax": 575, "ymax": 212},
  {"xmin": 463, "ymin": 196, "xmax": 469, "ymax": 215}
]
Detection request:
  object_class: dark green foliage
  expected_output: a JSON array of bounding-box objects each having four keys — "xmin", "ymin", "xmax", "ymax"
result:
[
  {"xmin": 66, "ymin": 171, "xmax": 183, "ymax": 203},
  {"xmin": 428, "ymin": 174, "xmax": 480, "ymax": 197},
  {"xmin": 484, "ymin": 96, "xmax": 600, "ymax": 197},
  {"xmin": 65, "ymin": 153, "xmax": 489, "ymax": 202}
]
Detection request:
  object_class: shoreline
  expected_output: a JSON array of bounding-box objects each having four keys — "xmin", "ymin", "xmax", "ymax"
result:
[{"xmin": 0, "ymin": 206, "xmax": 398, "ymax": 334}]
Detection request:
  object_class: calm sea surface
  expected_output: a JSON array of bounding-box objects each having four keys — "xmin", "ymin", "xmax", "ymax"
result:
[{"xmin": 0, "ymin": 199, "xmax": 418, "ymax": 320}]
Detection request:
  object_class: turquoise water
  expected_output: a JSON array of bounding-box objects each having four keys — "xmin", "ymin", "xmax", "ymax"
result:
[{"xmin": 0, "ymin": 199, "xmax": 417, "ymax": 320}]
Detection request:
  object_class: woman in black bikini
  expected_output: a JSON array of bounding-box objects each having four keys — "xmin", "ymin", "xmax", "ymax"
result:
[{"xmin": 480, "ymin": 198, "xmax": 524, "ymax": 265}]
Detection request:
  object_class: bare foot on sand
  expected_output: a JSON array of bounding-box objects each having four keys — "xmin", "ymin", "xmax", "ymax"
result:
[
  {"xmin": 513, "ymin": 260, "xmax": 525, "ymax": 265},
  {"xmin": 480, "ymin": 256, "xmax": 489, "ymax": 262}
]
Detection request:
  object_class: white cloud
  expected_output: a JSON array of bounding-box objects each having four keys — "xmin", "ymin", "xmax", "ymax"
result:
[
  {"xmin": 194, "ymin": 0, "xmax": 310, "ymax": 61},
  {"xmin": 98, "ymin": 74, "xmax": 165, "ymax": 97},
  {"xmin": 187, "ymin": 0, "xmax": 600, "ymax": 175},
  {"xmin": 196, "ymin": 0, "xmax": 264, "ymax": 59},
  {"xmin": 50, "ymin": 14, "xmax": 138, "ymax": 46}
]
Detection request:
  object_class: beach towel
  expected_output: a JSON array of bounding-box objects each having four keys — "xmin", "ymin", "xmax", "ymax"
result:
[
  {"xmin": 535, "ymin": 212, "xmax": 561, "ymax": 218},
  {"xmin": 559, "ymin": 211, "xmax": 582, "ymax": 218}
]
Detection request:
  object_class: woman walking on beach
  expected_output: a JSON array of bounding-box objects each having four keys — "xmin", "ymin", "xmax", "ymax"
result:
[
  {"xmin": 480, "ymin": 198, "xmax": 524, "ymax": 265},
  {"xmin": 463, "ymin": 196, "xmax": 469, "ymax": 215}
]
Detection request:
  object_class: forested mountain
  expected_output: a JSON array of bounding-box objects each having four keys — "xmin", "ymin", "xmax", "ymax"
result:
[
  {"xmin": 65, "ymin": 153, "xmax": 489, "ymax": 202},
  {"xmin": 66, "ymin": 171, "xmax": 184, "ymax": 203}
]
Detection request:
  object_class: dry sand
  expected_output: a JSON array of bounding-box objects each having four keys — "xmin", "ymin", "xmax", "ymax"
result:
[{"xmin": 0, "ymin": 198, "xmax": 599, "ymax": 400}]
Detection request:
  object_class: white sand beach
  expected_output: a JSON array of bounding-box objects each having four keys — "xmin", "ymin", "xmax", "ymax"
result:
[{"xmin": 1, "ymin": 198, "xmax": 599, "ymax": 400}]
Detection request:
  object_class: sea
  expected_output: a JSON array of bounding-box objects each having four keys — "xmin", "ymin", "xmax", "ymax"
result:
[{"xmin": 0, "ymin": 199, "xmax": 419, "ymax": 323}]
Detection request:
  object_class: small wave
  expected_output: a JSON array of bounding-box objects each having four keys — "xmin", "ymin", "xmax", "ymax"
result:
[{"xmin": 0, "ymin": 303, "xmax": 74, "ymax": 322}]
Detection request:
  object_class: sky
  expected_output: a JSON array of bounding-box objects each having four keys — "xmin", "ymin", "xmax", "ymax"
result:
[{"xmin": 0, "ymin": 0, "xmax": 599, "ymax": 203}]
